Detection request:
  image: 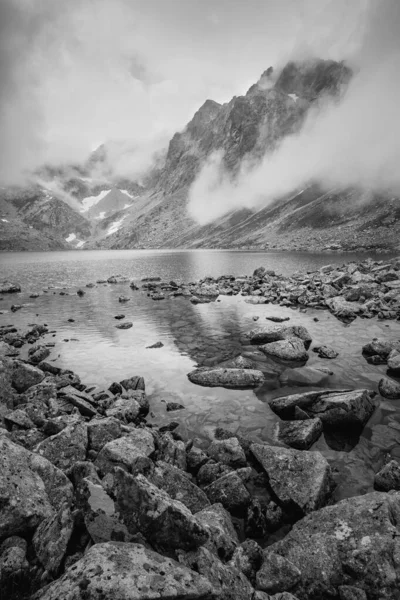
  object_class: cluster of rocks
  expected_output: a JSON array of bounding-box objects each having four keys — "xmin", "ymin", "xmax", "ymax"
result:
[
  {"xmin": 1, "ymin": 343, "xmax": 400, "ymax": 599},
  {"xmin": 362, "ymin": 338, "xmax": 400, "ymax": 399}
]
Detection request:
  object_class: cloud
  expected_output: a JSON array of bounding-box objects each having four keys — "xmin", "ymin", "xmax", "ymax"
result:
[{"xmin": 188, "ymin": 0, "xmax": 400, "ymax": 225}]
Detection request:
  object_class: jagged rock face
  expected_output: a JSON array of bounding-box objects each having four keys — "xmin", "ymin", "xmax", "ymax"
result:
[{"xmin": 274, "ymin": 59, "xmax": 352, "ymax": 101}]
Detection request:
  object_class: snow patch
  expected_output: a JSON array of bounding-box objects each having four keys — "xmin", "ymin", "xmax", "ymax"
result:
[
  {"xmin": 95, "ymin": 212, "xmax": 106, "ymax": 220},
  {"xmin": 65, "ymin": 233, "xmax": 76, "ymax": 242},
  {"xmin": 80, "ymin": 190, "xmax": 110, "ymax": 212},
  {"xmin": 76, "ymin": 240, "xmax": 86, "ymax": 248},
  {"xmin": 1, "ymin": 219, "xmax": 9, "ymax": 223},
  {"xmin": 120, "ymin": 189, "xmax": 134, "ymax": 198},
  {"xmin": 123, "ymin": 204, "xmax": 131, "ymax": 209},
  {"xmin": 107, "ymin": 216, "xmax": 125, "ymax": 236},
  {"xmin": 288, "ymin": 93, "xmax": 299, "ymax": 102}
]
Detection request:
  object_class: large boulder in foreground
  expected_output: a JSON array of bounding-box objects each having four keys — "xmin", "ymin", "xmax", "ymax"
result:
[
  {"xmin": 188, "ymin": 367, "xmax": 264, "ymax": 389},
  {"xmin": 269, "ymin": 389, "xmax": 377, "ymax": 429},
  {"xmin": 37, "ymin": 541, "xmax": 216, "ymax": 600},
  {"xmin": 264, "ymin": 491, "xmax": 400, "ymax": 599},
  {"xmin": 249, "ymin": 324, "xmax": 312, "ymax": 348},
  {"xmin": 260, "ymin": 338, "xmax": 309, "ymax": 364},
  {"xmin": 251, "ymin": 444, "xmax": 333, "ymax": 516}
]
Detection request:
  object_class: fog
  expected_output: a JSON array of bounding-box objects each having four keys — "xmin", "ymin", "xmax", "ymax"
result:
[{"xmin": 188, "ymin": 0, "xmax": 400, "ymax": 224}]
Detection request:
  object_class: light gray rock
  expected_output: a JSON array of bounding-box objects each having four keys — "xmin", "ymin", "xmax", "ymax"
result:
[
  {"xmin": 278, "ymin": 419, "xmax": 323, "ymax": 450},
  {"xmin": 362, "ymin": 338, "xmax": 400, "ymax": 359},
  {"xmin": 105, "ymin": 396, "xmax": 141, "ymax": 422},
  {"xmin": 32, "ymin": 504, "xmax": 74, "ymax": 575},
  {"xmin": 188, "ymin": 367, "xmax": 264, "ymax": 389},
  {"xmin": 196, "ymin": 503, "xmax": 238, "ymax": 560},
  {"xmin": 155, "ymin": 431, "xmax": 187, "ymax": 470},
  {"xmin": 149, "ymin": 461, "xmax": 210, "ymax": 513},
  {"xmin": 87, "ymin": 416, "xmax": 122, "ymax": 452},
  {"xmin": 249, "ymin": 324, "xmax": 311, "ymax": 348},
  {"xmin": 37, "ymin": 542, "xmax": 216, "ymax": 600},
  {"xmin": 204, "ymin": 471, "xmax": 251, "ymax": 516},
  {"xmin": 388, "ymin": 350, "xmax": 400, "ymax": 374},
  {"xmin": 34, "ymin": 422, "xmax": 88, "ymax": 471},
  {"xmin": 260, "ymin": 338, "xmax": 309, "ymax": 364},
  {"xmin": 207, "ymin": 437, "xmax": 247, "ymax": 469},
  {"xmin": 378, "ymin": 377, "xmax": 400, "ymax": 400},
  {"xmin": 94, "ymin": 429, "xmax": 155, "ymax": 475},
  {"xmin": 251, "ymin": 444, "xmax": 333, "ymax": 515}
]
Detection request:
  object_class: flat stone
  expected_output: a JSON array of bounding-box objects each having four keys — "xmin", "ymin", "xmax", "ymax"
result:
[
  {"xmin": 115, "ymin": 321, "xmax": 133, "ymax": 329},
  {"xmin": 188, "ymin": 367, "xmax": 264, "ymax": 389},
  {"xmin": 37, "ymin": 542, "xmax": 215, "ymax": 600},
  {"xmin": 260, "ymin": 338, "xmax": 309, "ymax": 364},
  {"xmin": 278, "ymin": 419, "xmax": 323, "ymax": 450},
  {"xmin": 249, "ymin": 324, "xmax": 311, "ymax": 348},
  {"xmin": 251, "ymin": 444, "xmax": 333, "ymax": 515}
]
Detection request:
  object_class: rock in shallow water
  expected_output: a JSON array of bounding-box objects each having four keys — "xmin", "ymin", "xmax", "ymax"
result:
[
  {"xmin": 278, "ymin": 419, "xmax": 323, "ymax": 450},
  {"xmin": 378, "ymin": 377, "xmax": 400, "ymax": 400},
  {"xmin": 260, "ymin": 338, "xmax": 309, "ymax": 364},
  {"xmin": 251, "ymin": 444, "xmax": 333, "ymax": 516},
  {"xmin": 249, "ymin": 324, "xmax": 312, "ymax": 348},
  {"xmin": 37, "ymin": 541, "xmax": 216, "ymax": 600},
  {"xmin": 187, "ymin": 367, "xmax": 264, "ymax": 389}
]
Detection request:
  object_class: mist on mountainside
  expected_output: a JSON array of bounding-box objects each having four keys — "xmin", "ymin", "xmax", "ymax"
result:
[{"xmin": 188, "ymin": 0, "xmax": 400, "ymax": 225}]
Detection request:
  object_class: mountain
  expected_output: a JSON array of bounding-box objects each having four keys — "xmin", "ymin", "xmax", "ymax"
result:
[{"xmin": 1, "ymin": 58, "xmax": 399, "ymax": 253}]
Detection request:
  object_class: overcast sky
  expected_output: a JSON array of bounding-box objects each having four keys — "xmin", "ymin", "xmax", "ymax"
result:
[{"xmin": 0, "ymin": 0, "xmax": 372, "ymax": 182}]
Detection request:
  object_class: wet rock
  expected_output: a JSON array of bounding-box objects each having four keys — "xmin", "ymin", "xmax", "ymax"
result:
[
  {"xmin": 196, "ymin": 503, "xmax": 238, "ymax": 560},
  {"xmin": 249, "ymin": 324, "xmax": 311, "ymax": 348},
  {"xmin": 279, "ymin": 366, "xmax": 331, "ymax": 387},
  {"xmin": 114, "ymin": 470, "xmax": 209, "ymax": 552},
  {"xmin": 114, "ymin": 314, "xmax": 125, "ymax": 320},
  {"xmin": 151, "ymin": 292, "xmax": 165, "ymax": 300},
  {"xmin": 378, "ymin": 377, "xmax": 400, "ymax": 400},
  {"xmin": 388, "ymin": 350, "xmax": 400, "ymax": 374},
  {"xmin": 260, "ymin": 338, "xmax": 309, "ymax": 364},
  {"xmin": 34, "ymin": 422, "xmax": 88, "ymax": 471},
  {"xmin": 268, "ymin": 491, "xmax": 400, "ymax": 600},
  {"xmin": 12, "ymin": 362, "xmax": 45, "ymax": 393},
  {"xmin": 166, "ymin": 401, "xmax": 185, "ymax": 412},
  {"xmin": 269, "ymin": 389, "xmax": 376, "ymax": 429},
  {"xmin": 278, "ymin": 418, "xmax": 323, "ymax": 450},
  {"xmin": 178, "ymin": 546, "xmax": 254, "ymax": 600},
  {"xmin": 87, "ymin": 416, "xmax": 122, "ymax": 452},
  {"xmin": 188, "ymin": 367, "xmax": 264, "ymax": 389},
  {"xmin": 253, "ymin": 266, "xmax": 267, "ymax": 278},
  {"xmin": 266, "ymin": 316, "xmax": 291, "ymax": 323},
  {"xmin": 28, "ymin": 344, "xmax": 50, "ymax": 365},
  {"xmin": 115, "ymin": 321, "xmax": 133, "ymax": 329},
  {"xmin": 37, "ymin": 541, "xmax": 215, "ymax": 600},
  {"xmin": 32, "ymin": 504, "xmax": 74, "ymax": 575},
  {"xmin": 76, "ymin": 289, "xmax": 85, "ymax": 297},
  {"xmin": 251, "ymin": 444, "xmax": 333, "ymax": 515},
  {"xmin": 374, "ymin": 460, "xmax": 400, "ymax": 491},
  {"xmin": 362, "ymin": 338, "xmax": 400, "ymax": 359},
  {"xmin": 256, "ymin": 552, "xmax": 301, "ymax": 594},
  {"xmin": 107, "ymin": 275, "xmax": 129, "ymax": 284},
  {"xmin": 0, "ymin": 281, "xmax": 21, "ymax": 293},
  {"xmin": 207, "ymin": 437, "xmax": 247, "ymax": 469},
  {"xmin": 108, "ymin": 381, "xmax": 123, "ymax": 394},
  {"xmin": 0, "ymin": 437, "xmax": 72, "ymax": 538},
  {"xmin": 197, "ymin": 461, "xmax": 233, "ymax": 486},
  {"xmin": 94, "ymin": 429, "xmax": 154, "ymax": 475},
  {"xmin": 218, "ymin": 355, "xmax": 257, "ymax": 370},
  {"xmin": 149, "ymin": 461, "xmax": 210, "ymax": 513},
  {"xmin": 204, "ymin": 471, "xmax": 251, "ymax": 516},
  {"xmin": 230, "ymin": 539, "xmax": 263, "ymax": 585},
  {"xmin": 313, "ymin": 345, "xmax": 339, "ymax": 359},
  {"xmin": 190, "ymin": 295, "xmax": 212, "ymax": 304},
  {"xmin": 120, "ymin": 375, "xmax": 145, "ymax": 391}
]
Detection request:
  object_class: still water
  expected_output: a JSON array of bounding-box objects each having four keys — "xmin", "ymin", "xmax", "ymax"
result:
[{"xmin": 1, "ymin": 248, "xmax": 400, "ymax": 502}]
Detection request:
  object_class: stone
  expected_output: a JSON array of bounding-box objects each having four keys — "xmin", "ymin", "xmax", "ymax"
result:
[
  {"xmin": 326, "ymin": 296, "xmax": 362, "ymax": 322},
  {"xmin": 155, "ymin": 431, "xmax": 187, "ymax": 470},
  {"xmin": 245, "ymin": 499, "xmax": 284, "ymax": 538},
  {"xmin": 32, "ymin": 504, "xmax": 74, "ymax": 575},
  {"xmin": 388, "ymin": 350, "xmax": 400, "ymax": 374},
  {"xmin": 178, "ymin": 546, "xmax": 254, "ymax": 600},
  {"xmin": 57, "ymin": 385, "xmax": 98, "ymax": 417},
  {"xmin": 105, "ymin": 396, "xmax": 141, "ymax": 422},
  {"xmin": 149, "ymin": 461, "xmax": 210, "ymax": 513},
  {"xmin": 278, "ymin": 419, "xmax": 323, "ymax": 450},
  {"xmin": 12, "ymin": 362, "xmax": 45, "ymax": 393},
  {"xmin": 188, "ymin": 367, "xmax": 264, "ymax": 389},
  {"xmin": 87, "ymin": 417, "xmax": 122, "ymax": 452},
  {"xmin": 378, "ymin": 377, "xmax": 400, "ymax": 400},
  {"xmin": 279, "ymin": 366, "xmax": 331, "ymax": 387},
  {"xmin": 166, "ymin": 401, "xmax": 185, "ymax": 411},
  {"xmin": 196, "ymin": 503, "xmax": 239, "ymax": 560},
  {"xmin": 251, "ymin": 444, "xmax": 333, "ymax": 515},
  {"xmin": 115, "ymin": 321, "xmax": 133, "ymax": 329},
  {"xmin": 114, "ymin": 470, "xmax": 209, "ymax": 552},
  {"xmin": 315, "ymin": 345, "xmax": 339, "ymax": 359},
  {"xmin": 28, "ymin": 345, "xmax": 50, "ymax": 365},
  {"xmin": 0, "ymin": 437, "xmax": 72, "ymax": 539},
  {"xmin": 374, "ymin": 460, "xmax": 400, "ymax": 491},
  {"xmin": 0, "ymin": 281, "xmax": 21, "ymax": 293},
  {"xmin": 260, "ymin": 338, "xmax": 309, "ymax": 364},
  {"xmin": 204, "ymin": 471, "xmax": 251, "ymax": 516},
  {"xmin": 147, "ymin": 341, "xmax": 164, "ymax": 348},
  {"xmin": 120, "ymin": 375, "xmax": 145, "ymax": 391},
  {"xmin": 4, "ymin": 409, "xmax": 35, "ymax": 430},
  {"xmin": 339, "ymin": 586, "xmax": 368, "ymax": 600},
  {"xmin": 207, "ymin": 437, "xmax": 247, "ymax": 468},
  {"xmin": 187, "ymin": 446, "xmax": 210, "ymax": 473},
  {"xmin": 362, "ymin": 338, "xmax": 400, "ymax": 359},
  {"xmin": 249, "ymin": 324, "xmax": 311, "ymax": 348},
  {"xmin": 37, "ymin": 542, "xmax": 215, "ymax": 600},
  {"xmin": 256, "ymin": 552, "xmax": 301, "ymax": 594},
  {"xmin": 94, "ymin": 429, "xmax": 155, "ymax": 475},
  {"xmin": 230, "ymin": 540, "xmax": 263, "ymax": 585},
  {"xmin": 0, "ymin": 537, "xmax": 29, "ymax": 598},
  {"xmin": 197, "ymin": 461, "xmax": 233, "ymax": 486},
  {"xmin": 34, "ymin": 422, "xmax": 88, "ymax": 471},
  {"xmin": 267, "ymin": 491, "xmax": 400, "ymax": 600}
]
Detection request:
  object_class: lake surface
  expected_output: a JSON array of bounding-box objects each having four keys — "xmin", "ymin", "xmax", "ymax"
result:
[{"xmin": 1, "ymin": 248, "xmax": 400, "ymax": 502}]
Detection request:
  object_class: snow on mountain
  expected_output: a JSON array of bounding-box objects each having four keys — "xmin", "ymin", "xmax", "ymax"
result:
[{"xmin": 80, "ymin": 190, "xmax": 111, "ymax": 212}]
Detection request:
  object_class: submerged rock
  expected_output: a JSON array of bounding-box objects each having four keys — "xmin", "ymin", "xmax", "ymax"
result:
[
  {"xmin": 251, "ymin": 444, "xmax": 333, "ymax": 515},
  {"xmin": 37, "ymin": 542, "xmax": 215, "ymax": 600},
  {"xmin": 188, "ymin": 367, "xmax": 264, "ymax": 389}
]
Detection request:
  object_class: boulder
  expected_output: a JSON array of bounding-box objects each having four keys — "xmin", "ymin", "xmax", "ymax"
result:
[
  {"xmin": 388, "ymin": 350, "xmax": 400, "ymax": 374},
  {"xmin": 94, "ymin": 429, "xmax": 155, "ymax": 475},
  {"xmin": 278, "ymin": 419, "xmax": 323, "ymax": 450},
  {"xmin": 32, "ymin": 504, "xmax": 74, "ymax": 575},
  {"xmin": 256, "ymin": 552, "xmax": 301, "ymax": 595},
  {"xmin": 249, "ymin": 325, "xmax": 311, "ymax": 348},
  {"xmin": 0, "ymin": 536, "xmax": 30, "ymax": 598},
  {"xmin": 204, "ymin": 471, "xmax": 251, "ymax": 516},
  {"xmin": 362, "ymin": 338, "xmax": 400, "ymax": 359},
  {"xmin": 37, "ymin": 542, "xmax": 215, "ymax": 600},
  {"xmin": 120, "ymin": 375, "xmax": 145, "ymax": 391},
  {"xmin": 149, "ymin": 461, "xmax": 210, "ymax": 513},
  {"xmin": 188, "ymin": 367, "xmax": 264, "ymax": 389},
  {"xmin": 12, "ymin": 362, "xmax": 45, "ymax": 393},
  {"xmin": 230, "ymin": 539, "xmax": 263, "ymax": 585},
  {"xmin": 245, "ymin": 498, "xmax": 284, "ymax": 539},
  {"xmin": 197, "ymin": 461, "xmax": 233, "ymax": 486},
  {"xmin": 57, "ymin": 385, "xmax": 98, "ymax": 417},
  {"xmin": 251, "ymin": 444, "xmax": 333, "ymax": 515},
  {"xmin": 378, "ymin": 377, "xmax": 400, "ymax": 400},
  {"xmin": 114, "ymin": 470, "xmax": 209, "ymax": 552},
  {"xmin": 260, "ymin": 338, "xmax": 309, "ymax": 364},
  {"xmin": 207, "ymin": 437, "xmax": 247, "ymax": 469},
  {"xmin": 279, "ymin": 366, "xmax": 331, "ymax": 387},
  {"xmin": 87, "ymin": 417, "xmax": 122, "ymax": 452},
  {"xmin": 314, "ymin": 345, "xmax": 339, "ymax": 359},
  {"xmin": 374, "ymin": 460, "xmax": 400, "ymax": 491},
  {"xmin": 326, "ymin": 296, "xmax": 362, "ymax": 322},
  {"xmin": 196, "ymin": 503, "xmax": 238, "ymax": 560},
  {"xmin": 28, "ymin": 345, "xmax": 50, "ymax": 365},
  {"xmin": 34, "ymin": 422, "xmax": 88, "ymax": 471},
  {"xmin": 266, "ymin": 491, "xmax": 400, "ymax": 599},
  {"xmin": 115, "ymin": 321, "xmax": 133, "ymax": 329},
  {"xmin": 105, "ymin": 396, "xmax": 141, "ymax": 422},
  {"xmin": 155, "ymin": 431, "xmax": 187, "ymax": 470}
]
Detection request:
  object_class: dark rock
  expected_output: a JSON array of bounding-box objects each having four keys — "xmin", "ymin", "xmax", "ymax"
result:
[
  {"xmin": 378, "ymin": 377, "xmax": 400, "ymax": 399},
  {"xmin": 108, "ymin": 381, "xmax": 123, "ymax": 394},
  {"xmin": 374, "ymin": 460, "xmax": 400, "ymax": 491},
  {"xmin": 146, "ymin": 341, "xmax": 164, "ymax": 348},
  {"xmin": 207, "ymin": 437, "xmax": 247, "ymax": 468},
  {"xmin": 204, "ymin": 471, "xmax": 251, "ymax": 516},
  {"xmin": 256, "ymin": 552, "xmax": 301, "ymax": 594},
  {"xmin": 120, "ymin": 375, "xmax": 145, "ymax": 391},
  {"xmin": 166, "ymin": 401, "xmax": 185, "ymax": 412},
  {"xmin": 388, "ymin": 350, "xmax": 400, "ymax": 374},
  {"xmin": 115, "ymin": 321, "xmax": 133, "ymax": 329},
  {"xmin": 12, "ymin": 362, "xmax": 45, "ymax": 393},
  {"xmin": 37, "ymin": 542, "xmax": 215, "ymax": 600},
  {"xmin": 188, "ymin": 367, "xmax": 264, "ymax": 389},
  {"xmin": 278, "ymin": 419, "xmax": 323, "ymax": 450},
  {"xmin": 28, "ymin": 344, "xmax": 50, "ymax": 364},
  {"xmin": 363, "ymin": 338, "xmax": 400, "ymax": 359},
  {"xmin": 230, "ymin": 539, "xmax": 263, "ymax": 585},
  {"xmin": 118, "ymin": 295, "xmax": 130, "ymax": 302},
  {"xmin": 314, "ymin": 345, "xmax": 339, "ymax": 359},
  {"xmin": 0, "ymin": 281, "xmax": 21, "ymax": 293},
  {"xmin": 114, "ymin": 314, "xmax": 125, "ymax": 320},
  {"xmin": 57, "ymin": 385, "xmax": 98, "ymax": 417},
  {"xmin": 187, "ymin": 446, "xmax": 210, "ymax": 473},
  {"xmin": 339, "ymin": 586, "xmax": 368, "ymax": 600},
  {"xmin": 76, "ymin": 289, "xmax": 85, "ymax": 297},
  {"xmin": 197, "ymin": 461, "xmax": 233, "ymax": 486},
  {"xmin": 266, "ymin": 316, "xmax": 291, "ymax": 323},
  {"xmin": 251, "ymin": 444, "xmax": 333, "ymax": 515},
  {"xmin": 245, "ymin": 498, "xmax": 284, "ymax": 538}
]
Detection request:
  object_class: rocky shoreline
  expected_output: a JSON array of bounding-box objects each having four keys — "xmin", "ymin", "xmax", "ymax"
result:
[{"xmin": 1, "ymin": 256, "xmax": 400, "ymax": 599}]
